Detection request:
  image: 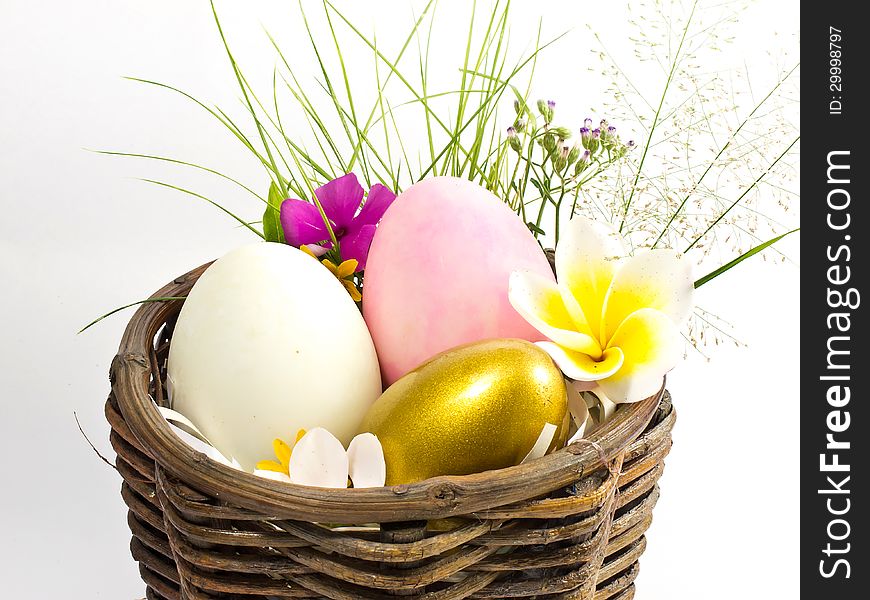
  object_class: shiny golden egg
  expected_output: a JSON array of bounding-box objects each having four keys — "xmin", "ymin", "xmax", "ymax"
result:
[{"xmin": 359, "ymin": 339, "xmax": 569, "ymax": 485}]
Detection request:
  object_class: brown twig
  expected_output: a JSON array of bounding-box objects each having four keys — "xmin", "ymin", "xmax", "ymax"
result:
[{"xmin": 74, "ymin": 411, "xmax": 117, "ymax": 471}]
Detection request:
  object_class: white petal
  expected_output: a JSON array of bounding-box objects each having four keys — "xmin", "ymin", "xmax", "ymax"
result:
[
  {"xmin": 167, "ymin": 423, "xmax": 212, "ymax": 454},
  {"xmin": 168, "ymin": 423, "xmax": 239, "ymax": 470},
  {"xmin": 579, "ymin": 391, "xmax": 602, "ymax": 425},
  {"xmin": 347, "ymin": 433, "xmax": 386, "ymax": 488},
  {"xmin": 571, "ymin": 380, "xmax": 598, "ymax": 393},
  {"xmin": 597, "ymin": 372, "xmax": 668, "ymax": 406},
  {"xmin": 304, "ymin": 243, "xmax": 330, "ymax": 257},
  {"xmin": 567, "ymin": 382, "xmax": 590, "ymax": 431},
  {"xmin": 288, "ymin": 427, "xmax": 350, "ymax": 488},
  {"xmin": 520, "ymin": 423, "xmax": 558, "ymax": 464},
  {"xmin": 564, "ymin": 381, "xmax": 590, "ymax": 445},
  {"xmin": 555, "ymin": 217, "xmax": 628, "ymax": 341},
  {"xmin": 601, "ymin": 250, "xmax": 694, "ymax": 341},
  {"xmin": 509, "ymin": 271, "xmax": 601, "ymax": 355},
  {"xmin": 566, "ymin": 420, "xmax": 589, "ymax": 446},
  {"xmin": 166, "ymin": 373, "xmax": 175, "ymax": 403},
  {"xmin": 597, "ymin": 308, "xmax": 681, "ymax": 403},
  {"xmin": 254, "ymin": 469, "xmax": 292, "ymax": 483},
  {"xmin": 159, "ymin": 406, "xmax": 210, "ymax": 443},
  {"xmin": 594, "ymin": 388, "xmax": 619, "ymax": 422},
  {"xmin": 536, "ymin": 341, "xmax": 624, "ymax": 382}
]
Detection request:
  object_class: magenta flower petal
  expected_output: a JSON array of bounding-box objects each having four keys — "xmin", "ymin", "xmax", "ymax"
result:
[
  {"xmin": 280, "ymin": 199, "xmax": 330, "ymax": 247},
  {"xmin": 355, "ymin": 183, "xmax": 397, "ymax": 229},
  {"xmin": 315, "ymin": 173, "xmax": 365, "ymax": 229},
  {"xmin": 341, "ymin": 224, "xmax": 377, "ymax": 270}
]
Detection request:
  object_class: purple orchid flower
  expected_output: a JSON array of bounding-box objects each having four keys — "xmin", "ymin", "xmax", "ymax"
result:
[{"xmin": 279, "ymin": 173, "xmax": 396, "ymax": 270}]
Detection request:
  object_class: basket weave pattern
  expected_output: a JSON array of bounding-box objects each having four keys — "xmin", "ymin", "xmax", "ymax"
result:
[{"xmin": 106, "ymin": 264, "xmax": 675, "ymax": 600}]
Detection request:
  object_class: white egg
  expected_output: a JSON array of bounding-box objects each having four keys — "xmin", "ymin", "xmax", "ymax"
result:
[{"xmin": 167, "ymin": 242, "xmax": 382, "ymax": 471}]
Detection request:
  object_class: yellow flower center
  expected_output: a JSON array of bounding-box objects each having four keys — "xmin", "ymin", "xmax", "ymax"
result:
[{"xmin": 256, "ymin": 429, "xmax": 306, "ymax": 475}]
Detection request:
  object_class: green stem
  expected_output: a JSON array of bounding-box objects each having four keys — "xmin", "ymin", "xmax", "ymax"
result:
[
  {"xmin": 79, "ymin": 297, "xmax": 187, "ymax": 334},
  {"xmin": 532, "ymin": 156, "xmax": 553, "ymax": 237},
  {"xmin": 554, "ymin": 180, "xmax": 567, "ymax": 246}
]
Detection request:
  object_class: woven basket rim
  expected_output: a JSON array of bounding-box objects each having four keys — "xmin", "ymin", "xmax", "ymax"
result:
[{"xmin": 111, "ymin": 260, "xmax": 663, "ymax": 523}]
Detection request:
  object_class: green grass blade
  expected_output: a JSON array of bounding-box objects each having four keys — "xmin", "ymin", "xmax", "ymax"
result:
[
  {"xmin": 312, "ymin": 78, "xmax": 396, "ymax": 182},
  {"xmin": 140, "ymin": 178, "xmax": 264, "ymax": 238},
  {"xmin": 322, "ymin": 0, "xmax": 375, "ymax": 183},
  {"xmin": 124, "ymin": 77, "xmax": 278, "ymax": 177},
  {"xmin": 298, "ymin": 1, "xmax": 358, "ymax": 175},
  {"xmin": 461, "ymin": 1, "xmax": 511, "ymax": 180},
  {"xmin": 269, "ymin": 67, "xmax": 330, "ymax": 194},
  {"xmin": 268, "ymin": 34, "xmax": 348, "ymax": 173},
  {"xmin": 693, "ymin": 228, "xmax": 799, "ymax": 288},
  {"xmin": 450, "ymin": 0, "xmax": 479, "ymax": 173},
  {"xmin": 418, "ymin": 31, "xmax": 568, "ymax": 180},
  {"xmin": 263, "ymin": 182, "xmax": 286, "ymax": 243},
  {"xmin": 345, "ymin": 0, "xmax": 437, "ymax": 171},
  {"xmin": 79, "ymin": 297, "xmax": 187, "ymax": 334},
  {"xmin": 210, "ymin": 0, "xmax": 285, "ymax": 195},
  {"xmin": 385, "ymin": 98, "xmax": 412, "ymax": 192},
  {"xmin": 324, "ymin": 0, "xmax": 467, "ymax": 158},
  {"xmin": 232, "ymin": 101, "xmax": 296, "ymax": 182},
  {"xmin": 374, "ymin": 37, "xmax": 398, "ymax": 191},
  {"xmin": 381, "ymin": 89, "xmax": 491, "ymax": 114},
  {"xmin": 92, "ymin": 150, "xmax": 265, "ymax": 202},
  {"xmin": 418, "ymin": 1, "xmax": 438, "ymax": 167}
]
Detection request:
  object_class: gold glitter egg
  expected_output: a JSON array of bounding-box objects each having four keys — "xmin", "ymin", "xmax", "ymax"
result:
[{"xmin": 359, "ymin": 338, "xmax": 569, "ymax": 485}]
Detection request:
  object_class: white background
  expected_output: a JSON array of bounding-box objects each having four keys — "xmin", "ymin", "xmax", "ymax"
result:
[{"xmin": 0, "ymin": 1, "xmax": 798, "ymax": 597}]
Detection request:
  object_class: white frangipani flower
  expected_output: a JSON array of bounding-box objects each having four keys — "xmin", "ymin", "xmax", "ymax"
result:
[{"xmin": 509, "ymin": 217, "xmax": 694, "ymax": 405}]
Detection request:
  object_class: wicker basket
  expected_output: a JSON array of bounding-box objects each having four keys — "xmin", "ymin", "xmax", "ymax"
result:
[{"xmin": 106, "ymin": 262, "xmax": 676, "ymax": 600}]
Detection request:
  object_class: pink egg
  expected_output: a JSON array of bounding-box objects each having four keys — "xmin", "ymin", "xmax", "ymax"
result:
[{"xmin": 363, "ymin": 177, "xmax": 555, "ymax": 385}]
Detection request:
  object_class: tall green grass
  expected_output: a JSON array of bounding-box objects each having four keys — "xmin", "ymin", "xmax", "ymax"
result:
[{"xmin": 84, "ymin": 0, "xmax": 798, "ymax": 332}]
